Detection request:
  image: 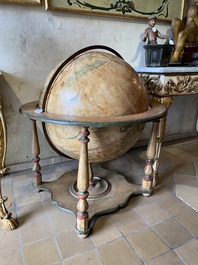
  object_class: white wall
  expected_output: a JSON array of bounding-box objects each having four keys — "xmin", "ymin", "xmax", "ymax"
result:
[{"xmin": 0, "ymin": 1, "xmax": 197, "ymax": 169}]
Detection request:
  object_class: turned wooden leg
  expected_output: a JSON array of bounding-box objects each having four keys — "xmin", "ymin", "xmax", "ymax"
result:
[
  {"xmin": 142, "ymin": 120, "xmax": 159, "ymax": 196},
  {"xmin": 31, "ymin": 119, "xmax": 42, "ymax": 186},
  {"xmin": 152, "ymin": 96, "xmax": 173, "ymax": 186},
  {"xmin": 152, "ymin": 115, "xmax": 166, "ymax": 186},
  {"xmin": 76, "ymin": 127, "xmax": 90, "ymax": 238},
  {"xmin": 88, "ymin": 163, "xmax": 95, "ymax": 189}
]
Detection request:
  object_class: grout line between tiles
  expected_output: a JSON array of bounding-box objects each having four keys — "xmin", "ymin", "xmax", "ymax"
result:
[
  {"xmin": 40, "ymin": 195, "xmax": 64, "ymax": 263},
  {"xmin": 11, "ymin": 171, "xmax": 24, "ymax": 265}
]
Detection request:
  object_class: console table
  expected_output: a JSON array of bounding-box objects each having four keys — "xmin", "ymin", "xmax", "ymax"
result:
[
  {"xmin": 0, "ymin": 71, "xmax": 9, "ymax": 174},
  {"xmin": 0, "ymin": 71, "xmax": 18, "ymax": 230},
  {"xmin": 135, "ymin": 67, "xmax": 198, "ymax": 186}
]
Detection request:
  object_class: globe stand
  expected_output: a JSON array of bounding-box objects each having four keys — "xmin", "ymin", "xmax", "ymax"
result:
[
  {"xmin": 19, "ymin": 100, "xmax": 167, "ymax": 238},
  {"xmin": 70, "ymin": 176, "xmax": 111, "ymax": 200},
  {"xmin": 35, "ymin": 165, "xmax": 147, "ymax": 238}
]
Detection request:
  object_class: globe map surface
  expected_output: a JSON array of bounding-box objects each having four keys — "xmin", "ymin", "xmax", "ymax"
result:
[{"xmin": 39, "ymin": 50, "xmax": 149, "ymax": 162}]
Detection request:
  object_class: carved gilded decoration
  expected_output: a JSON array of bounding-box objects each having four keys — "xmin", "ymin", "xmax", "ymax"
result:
[
  {"xmin": 140, "ymin": 74, "xmax": 163, "ymax": 95},
  {"xmin": 165, "ymin": 75, "xmax": 198, "ymax": 95},
  {"xmin": 0, "ymin": 100, "xmax": 6, "ymax": 172},
  {"xmin": 140, "ymin": 73, "xmax": 198, "ymax": 96},
  {"xmin": 0, "ymin": 72, "xmax": 18, "ymax": 229},
  {"xmin": 0, "ymin": 98, "xmax": 18, "ymax": 230}
]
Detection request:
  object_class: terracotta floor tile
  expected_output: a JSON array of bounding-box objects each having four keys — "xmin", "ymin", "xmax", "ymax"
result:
[
  {"xmin": 22, "ymin": 237, "xmax": 61, "ymax": 265},
  {"xmin": 39, "ymin": 189, "xmax": 52, "ymax": 200},
  {"xmin": 156, "ymin": 150, "xmax": 185, "ymax": 172},
  {"xmin": 11, "ymin": 174, "xmax": 28, "ymax": 186},
  {"xmin": 1, "ymin": 177, "xmax": 16, "ymax": 213},
  {"xmin": 175, "ymin": 139, "xmax": 198, "ymax": 157},
  {"xmin": 41, "ymin": 172, "xmax": 60, "ymax": 182},
  {"xmin": 0, "ymin": 248, "xmax": 21, "ymax": 265},
  {"xmin": 64, "ymin": 250, "xmax": 103, "ymax": 265},
  {"xmin": 176, "ymin": 185, "xmax": 198, "ymax": 212},
  {"xmin": 111, "ymin": 208, "xmax": 148, "ymax": 235},
  {"xmin": 98, "ymin": 237, "xmax": 141, "ymax": 265},
  {"xmin": 135, "ymin": 202, "xmax": 170, "ymax": 225},
  {"xmin": 17, "ymin": 201, "xmax": 46, "ymax": 224},
  {"xmin": 164, "ymin": 146, "xmax": 185, "ymax": 155},
  {"xmin": 90, "ymin": 216, "xmax": 122, "ymax": 246},
  {"xmin": 56, "ymin": 230, "xmax": 94, "ymax": 259},
  {"xmin": 131, "ymin": 195, "xmax": 152, "ymax": 208},
  {"xmin": 173, "ymin": 161, "xmax": 196, "ymax": 175},
  {"xmin": 14, "ymin": 182, "xmax": 42, "ymax": 207},
  {"xmin": 12, "ymin": 173, "xmax": 32, "ymax": 184},
  {"xmin": 153, "ymin": 219, "xmax": 193, "ymax": 248},
  {"xmin": 157, "ymin": 172, "xmax": 175, "ymax": 193},
  {"xmin": 146, "ymin": 251, "xmax": 184, "ymax": 265},
  {"xmin": 148, "ymin": 187, "xmax": 172, "ymax": 201},
  {"xmin": 175, "ymin": 239, "xmax": 198, "ymax": 265},
  {"xmin": 0, "ymin": 229, "xmax": 19, "ymax": 255},
  {"xmin": 48, "ymin": 210, "xmax": 76, "ymax": 234},
  {"xmin": 113, "ymin": 194, "xmax": 151, "ymax": 213},
  {"xmin": 156, "ymin": 195, "xmax": 193, "ymax": 216},
  {"xmin": 43, "ymin": 198, "xmax": 60, "ymax": 214},
  {"xmin": 175, "ymin": 174, "xmax": 198, "ymax": 187},
  {"xmin": 127, "ymin": 228, "xmax": 169, "ymax": 261},
  {"xmin": 1, "ymin": 175, "xmax": 11, "ymax": 185},
  {"xmin": 19, "ymin": 216, "xmax": 52, "ymax": 245},
  {"xmin": 175, "ymin": 211, "xmax": 198, "ymax": 237}
]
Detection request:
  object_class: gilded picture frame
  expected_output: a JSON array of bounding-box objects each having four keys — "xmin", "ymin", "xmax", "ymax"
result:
[
  {"xmin": 45, "ymin": 0, "xmax": 185, "ymax": 21},
  {"xmin": 0, "ymin": 0, "xmax": 41, "ymax": 5}
]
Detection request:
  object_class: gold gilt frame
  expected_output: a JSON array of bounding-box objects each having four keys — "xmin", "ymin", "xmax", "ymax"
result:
[
  {"xmin": 0, "ymin": 0, "xmax": 41, "ymax": 5},
  {"xmin": 45, "ymin": 0, "xmax": 185, "ymax": 21}
]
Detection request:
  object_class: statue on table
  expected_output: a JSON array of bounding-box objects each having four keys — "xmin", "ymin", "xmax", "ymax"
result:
[
  {"xmin": 171, "ymin": 0, "xmax": 198, "ymax": 62},
  {"xmin": 142, "ymin": 15, "xmax": 169, "ymax": 45}
]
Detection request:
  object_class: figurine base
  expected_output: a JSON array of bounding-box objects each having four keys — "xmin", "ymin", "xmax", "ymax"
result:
[
  {"xmin": 182, "ymin": 47, "xmax": 198, "ymax": 66},
  {"xmin": 144, "ymin": 45, "xmax": 174, "ymax": 67}
]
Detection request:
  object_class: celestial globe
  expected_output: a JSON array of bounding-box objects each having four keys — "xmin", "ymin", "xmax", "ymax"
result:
[{"xmin": 39, "ymin": 48, "xmax": 149, "ymax": 162}]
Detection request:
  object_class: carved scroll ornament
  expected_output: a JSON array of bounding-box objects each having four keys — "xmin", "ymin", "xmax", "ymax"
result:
[
  {"xmin": 140, "ymin": 74, "xmax": 198, "ymax": 96},
  {"xmin": 165, "ymin": 75, "xmax": 198, "ymax": 95},
  {"xmin": 140, "ymin": 74, "xmax": 163, "ymax": 95}
]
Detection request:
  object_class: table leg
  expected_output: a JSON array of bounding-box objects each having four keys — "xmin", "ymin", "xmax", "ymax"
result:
[
  {"xmin": 0, "ymin": 174, "xmax": 18, "ymax": 230},
  {"xmin": 0, "ymin": 100, "xmax": 18, "ymax": 230},
  {"xmin": 31, "ymin": 119, "xmax": 42, "ymax": 186},
  {"xmin": 88, "ymin": 162, "xmax": 95, "ymax": 189},
  {"xmin": 76, "ymin": 127, "xmax": 90, "ymax": 238},
  {"xmin": 152, "ymin": 96, "xmax": 173, "ymax": 186},
  {"xmin": 142, "ymin": 120, "xmax": 159, "ymax": 196},
  {"xmin": 0, "ymin": 99, "xmax": 9, "ymax": 174}
]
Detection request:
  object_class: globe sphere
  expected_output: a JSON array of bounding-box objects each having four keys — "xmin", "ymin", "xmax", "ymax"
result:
[{"xmin": 39, "ymin": 50, "xmax": 148, "ymax": 162}]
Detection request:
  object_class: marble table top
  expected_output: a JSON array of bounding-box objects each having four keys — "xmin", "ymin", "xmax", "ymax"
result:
[{"xmin": 134, "ymin": 66, "xmax": 198, "ymax": 74}]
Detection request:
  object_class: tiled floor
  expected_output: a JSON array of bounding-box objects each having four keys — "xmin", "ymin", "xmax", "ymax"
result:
[{"xmin": 0, "ymin": 137, "xmax": 198, "ymax": 265}]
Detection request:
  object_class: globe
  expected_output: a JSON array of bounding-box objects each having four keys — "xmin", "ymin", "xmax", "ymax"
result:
[{"xmin": 39, "ymin": 48, "xmax": 149, "ymax": 162}]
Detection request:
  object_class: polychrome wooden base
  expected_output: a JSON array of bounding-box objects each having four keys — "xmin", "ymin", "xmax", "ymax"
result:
[
  {"xmin": 70, "ymin": 176, "xmax": 111, "ymax": 200},
  {"xmin": 19, "ymin": 99, "xmax": 167, "ymax": 238},
  {"xmin": 35, "ymin": 164, "xmax": 151, "ymax": 238}
]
